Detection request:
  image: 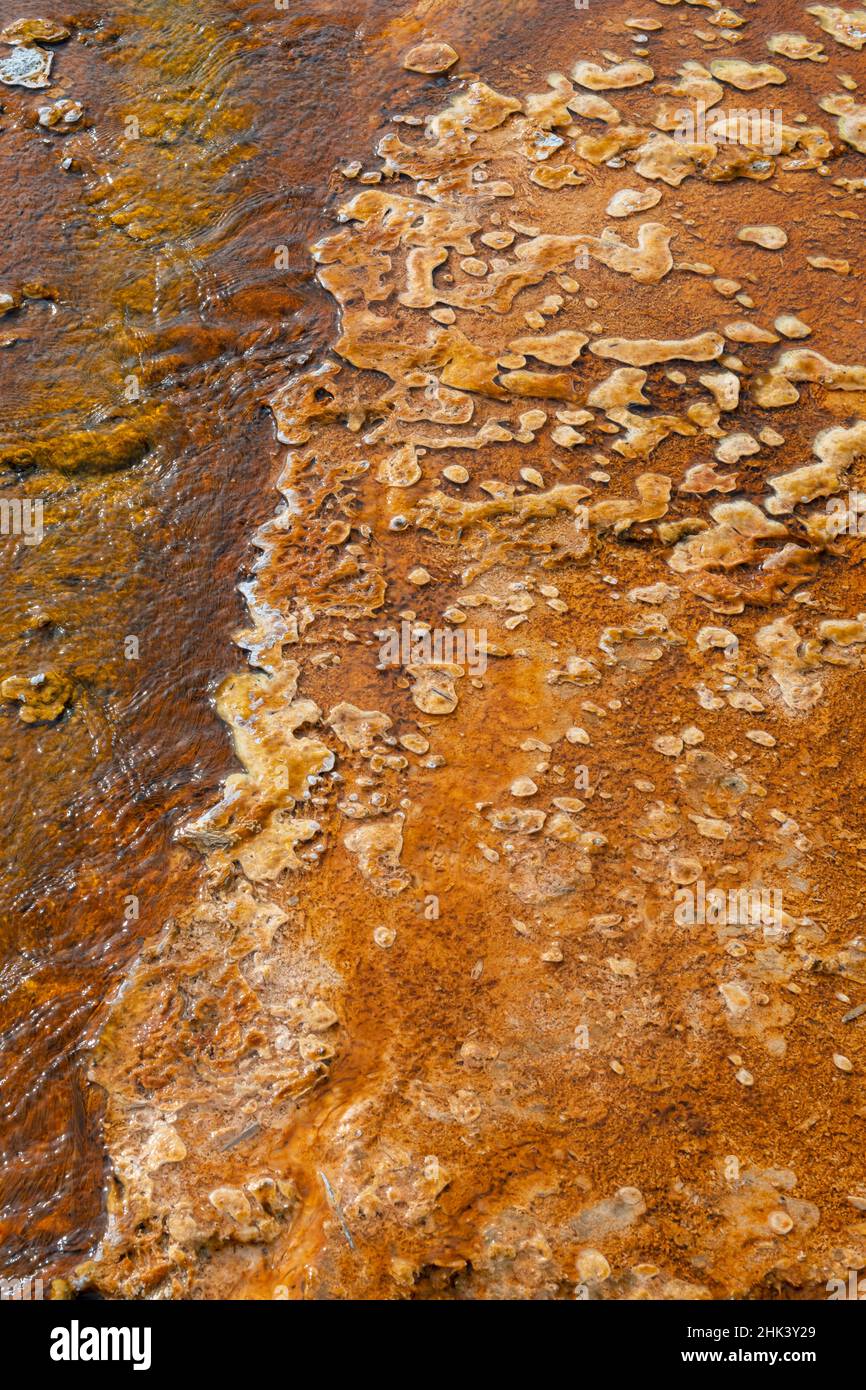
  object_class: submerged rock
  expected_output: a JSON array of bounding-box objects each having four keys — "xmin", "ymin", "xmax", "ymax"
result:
[
  {"xmin": 37, "ymin": 98, "xmax": 82, "ymax": 128},
  {"xmin": 0, "ymin": 17, "xmax": 69, "ymax": 45},
  {"xmin": 0, "ymin": 669, "xmax": 72, "ymax": 722},
  {"xmin": 402, "ymin": 41, "xmax": 458, "ymax": 74}
]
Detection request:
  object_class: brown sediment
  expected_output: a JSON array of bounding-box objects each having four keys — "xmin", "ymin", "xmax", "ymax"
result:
[{"xmin": 5, "ymin": 0, "xmax": 866, "ymax": 1300}]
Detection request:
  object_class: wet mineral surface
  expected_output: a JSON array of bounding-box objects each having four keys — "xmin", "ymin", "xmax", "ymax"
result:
[{"xmin": 1, "ymin": 0, "xmax": 865, "ymax": 1300}]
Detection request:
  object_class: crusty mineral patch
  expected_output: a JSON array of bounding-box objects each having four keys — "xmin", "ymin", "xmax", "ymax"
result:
[
  {"xmin": 0, "ymin": 16, "xmax": 69, "ymax": 45},
  {"xmin": 73, "ymin": 4, "xmax": 866, "ymax": 1306},
  {"xmin": 767, "ymin": 32, "xmax": 827, "ymax": 62},
  {"xmin": 402, "ymin": 41, "xmax": 458, "ymax": 74},
  {"xmin": 709, "ymin": 59, "xmax": 787, "ymax": 89},
  {"xmin": 605, "ymin": 186, "xmax": 663, "ymax": 217},
  {"xmin": 0, "ymin": 43, "xmax": 52, "ymax": 87},
  {"xmin": 737, "ymin": 224, "xmax": 788, "ymax": 249},
  {"xmin": 807, "ymin": 4, "xmax": 866, "ymax": 50}
]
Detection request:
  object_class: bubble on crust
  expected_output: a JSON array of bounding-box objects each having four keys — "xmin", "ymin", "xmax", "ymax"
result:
[
  {"xmin": 402, "ymin": 41, "xmax": 459, "ymax": 74},
  {"xmin": 572, "ymin": 59, "xmax": 654, "ymax": 90},
  {"xmin": 709, "ymin": 59, "xmax": 787, "ymax": 89},
  {"xmin": 605, "ymin": 186, "xmax": 663, "ymax": 217},
  {"xmin": 736, "ymin": 224, "xmax": 788, "ymax": 249}
]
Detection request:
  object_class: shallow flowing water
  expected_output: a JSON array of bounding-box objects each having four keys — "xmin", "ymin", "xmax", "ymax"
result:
[{"xmin": 0, "ymin": 0, "xmax": 422, "ymax": 1278}]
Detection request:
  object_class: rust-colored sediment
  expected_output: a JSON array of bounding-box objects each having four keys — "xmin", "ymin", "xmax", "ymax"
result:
[{"xmin": 5, "ymin": 0, "xmax": 866, "ymax": 1299}]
